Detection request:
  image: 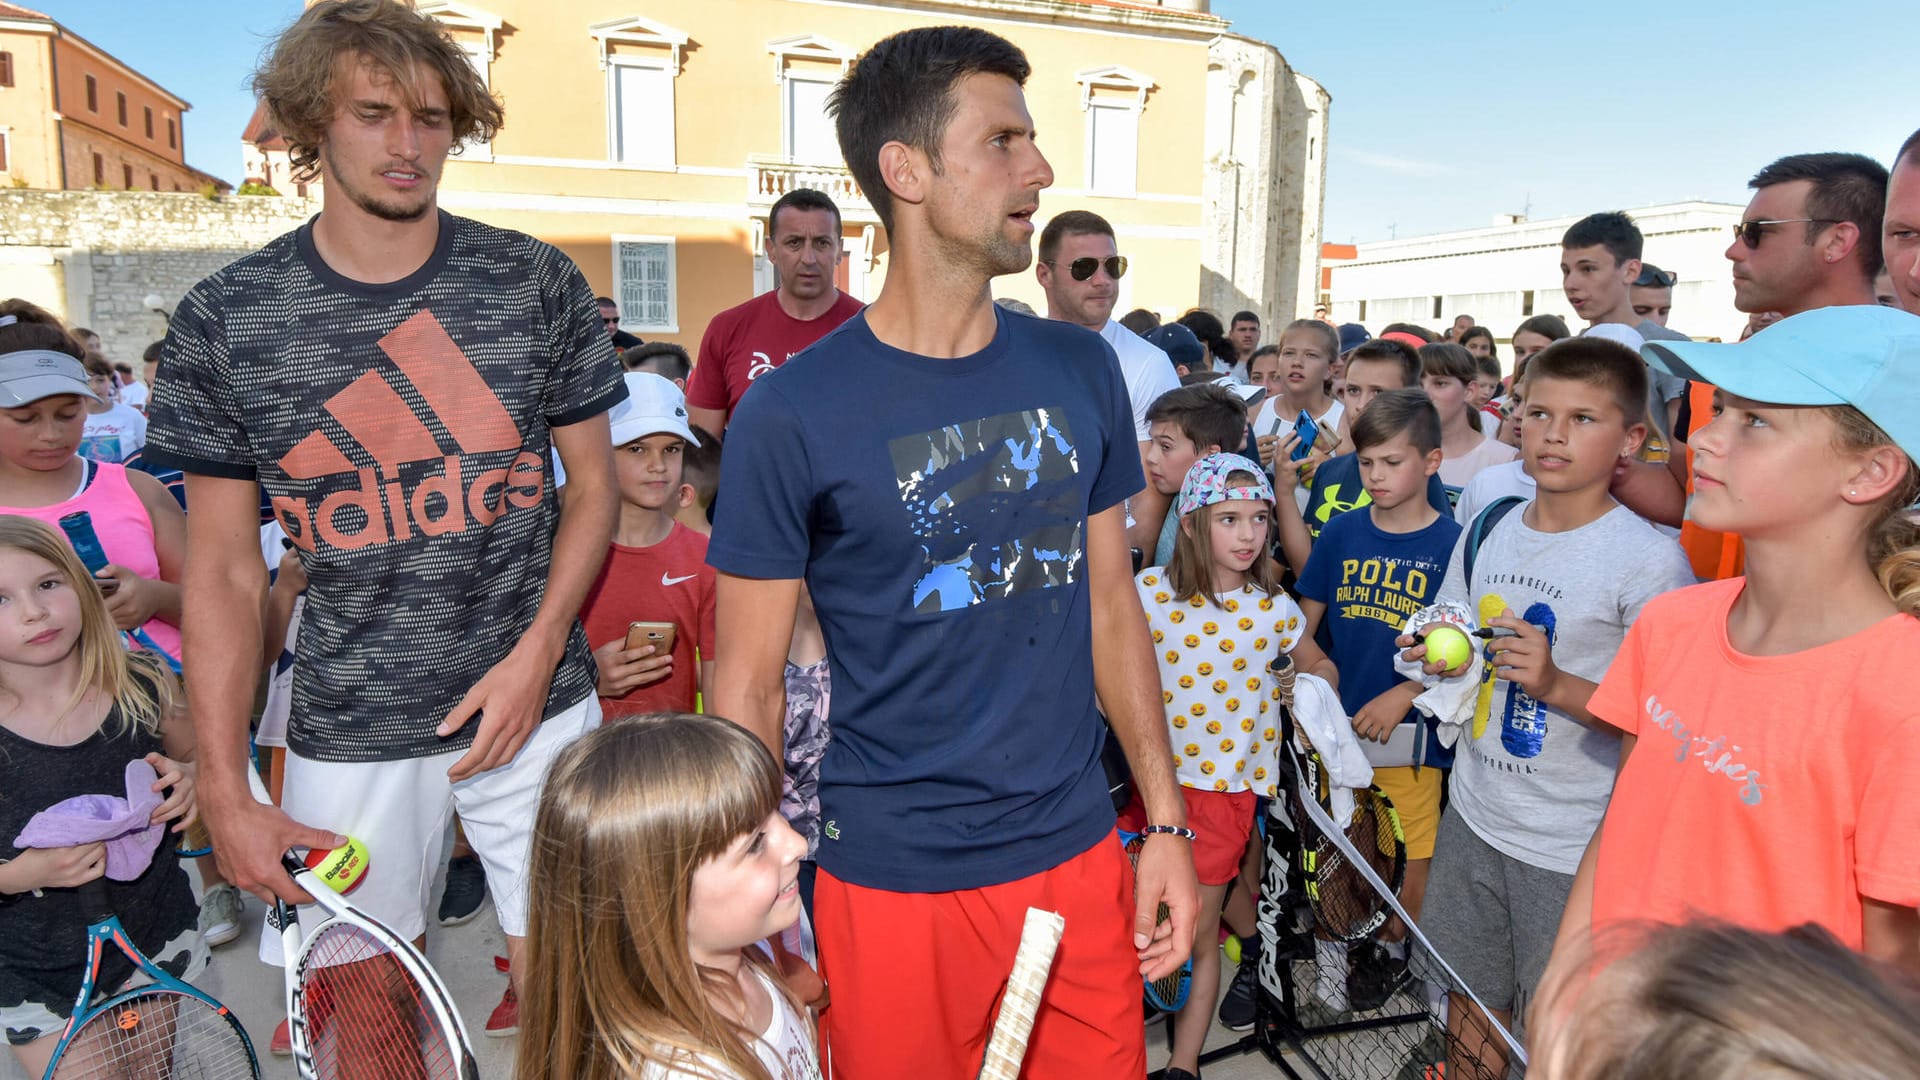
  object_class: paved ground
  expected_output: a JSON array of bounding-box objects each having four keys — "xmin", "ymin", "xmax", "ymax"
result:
[{"xmin": 4, "ymin": 864, "xmax": 1302, "ymax": 1079}]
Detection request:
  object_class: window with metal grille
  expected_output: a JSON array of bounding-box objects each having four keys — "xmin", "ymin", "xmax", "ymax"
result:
[{"xmin": 612, "ymin": 237, "xmax": 676, "ymax": 333}]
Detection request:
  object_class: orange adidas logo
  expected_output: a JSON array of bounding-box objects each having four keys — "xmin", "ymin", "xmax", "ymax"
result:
[{"xmin": 273, "ymin": 310, "xmax": 544, "ymax": 552}]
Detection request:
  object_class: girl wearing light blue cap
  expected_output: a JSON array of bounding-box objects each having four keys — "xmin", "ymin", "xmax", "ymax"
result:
[
  {"xmin": 1125, "ymin": 452, "xmax": 1338, "ymax": 1080},
  {"xmin": 1554, "ymin": 305, "xmax": 1920, "ymax": 982}
]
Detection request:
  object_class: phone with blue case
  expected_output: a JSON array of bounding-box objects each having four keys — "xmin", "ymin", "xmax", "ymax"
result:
[{"xmin": 1290, "ymin": 410, "xmax": 1319, "ymax": 462}]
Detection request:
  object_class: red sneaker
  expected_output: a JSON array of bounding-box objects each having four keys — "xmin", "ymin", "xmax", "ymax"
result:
[
  {"xmin": 270, "ymin": 1018, "xmax": 292, "ymax": 1057},
  {"xmin": 486, "ymin": 955, "xmax": 518, "ymax": 1038}
]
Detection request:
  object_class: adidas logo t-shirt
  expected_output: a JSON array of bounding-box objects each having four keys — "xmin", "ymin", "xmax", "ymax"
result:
[{"xmin": 146, "ymin": 211, "xmax": 627, "ymax": 762}]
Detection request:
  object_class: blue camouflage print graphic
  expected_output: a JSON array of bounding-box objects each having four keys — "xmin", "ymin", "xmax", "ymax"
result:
[{"xmin": 889, "ymin": 408, "xmax": 1084, "ymax": 614}]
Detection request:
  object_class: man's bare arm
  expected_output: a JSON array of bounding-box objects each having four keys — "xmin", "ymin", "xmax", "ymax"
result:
[
  {"xmin": 711, "ymin": 573, "xmax": 802, "ymax": 753},
  {"xmin": 1087, "ymin": 503, "xmax": 1199, "ymax": 979},
  {"xmin": 181, "ymin": 474, "xmax": 340, "ymax": 904},
  {"xmin": 688, "ymin": 405, "xmax": 728, "ymax": 440}
]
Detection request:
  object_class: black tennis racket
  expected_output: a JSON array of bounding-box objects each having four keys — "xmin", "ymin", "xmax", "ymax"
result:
[
  {"xmin": 43, "ymin": 878, "xmax": 258, "ymax": 1079},
  {"xmin": 270, "ymin": 851, "xmax": 478, "ymax": 1080},
  {"xmin": 1269, "ymin": 652, "xmax": 1408, "ymax": 943},
  {"xmin": 1293, "ymin": 749, "xmax": 1408, "ymax": 942}
]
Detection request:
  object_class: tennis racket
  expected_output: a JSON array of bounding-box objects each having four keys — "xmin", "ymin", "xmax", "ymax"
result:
[
  {"xmin": 1293, "ymin": 749, "xmax": 1407, "ymax": 943},
  {"xmin": 1268, "ymin": 651, "xmax": 1408, "ymax": 943},
  {"xmin": 975, "ymin": 907, "xmax": 1065, "ymax": 1080},
  {"xmin": 43, "ymin": 878, "xmax": 258, "ymax": 1079},
  {"xmin": 1118, "ymin": 830, "xmax": 1193, "ymax": 1011},
  {"xmin": 269, "ymin": 850, "xmax": 478, "ymax": 1080}
]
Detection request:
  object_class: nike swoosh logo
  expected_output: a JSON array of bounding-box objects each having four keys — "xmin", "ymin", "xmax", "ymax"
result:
[{"xmin": 661, "ymin": 572, "xmax": 697, "ymax": 586}]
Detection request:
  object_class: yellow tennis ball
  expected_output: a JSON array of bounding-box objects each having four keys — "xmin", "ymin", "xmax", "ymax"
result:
[
  {"xmin": 305, "ymin": 836, "xmax": 369, "ymax": 894},
  {"xmin": 1425, "ymin": 625, "xmax": 1474, "ymax": 671}
]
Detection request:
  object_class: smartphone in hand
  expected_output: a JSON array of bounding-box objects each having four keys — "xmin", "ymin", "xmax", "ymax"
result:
[
  {"xmin": 625, "ymin": 620, "xmax": 677, "ymax": 656},
  {"xmin": 1290, "ymin": 410, "xmax": 1320, "ymax": 462}
]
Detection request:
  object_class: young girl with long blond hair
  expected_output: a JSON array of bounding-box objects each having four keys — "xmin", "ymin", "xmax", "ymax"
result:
[
  {"xmin": 1127, "ymin": 453, "xmax": 1337, "ymax": 1079},
  {"xmin": 515, "ymin": 714, "xmax": 817, "ymax": 1080},
  {"xmin": 1553, "ymin": 306, "xmax": 1920, "ymax": 981},
  {"xmin": 0, "ymin": 515, "xmax": 197, "ymax": 1078}
]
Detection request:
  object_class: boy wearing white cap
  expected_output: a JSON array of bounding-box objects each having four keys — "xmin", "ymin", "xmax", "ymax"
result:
[{"xmin": 579, "ymin": 372, "xmax": 716, "ymax": 718}]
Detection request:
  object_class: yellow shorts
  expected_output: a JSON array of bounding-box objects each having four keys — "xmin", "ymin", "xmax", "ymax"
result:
[{"xmin": 1371, "ymin": 765, "xmax": 1443, "ymax": 860}]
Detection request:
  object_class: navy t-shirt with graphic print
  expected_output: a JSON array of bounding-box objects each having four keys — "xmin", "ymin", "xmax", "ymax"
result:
[
  {"xmin": 144, "ymin": 211, "xmax": 626, "ymax": 763},
  {"xmin": 708, "ymin": 307, "xmax": 1142, "ymax": 893}
]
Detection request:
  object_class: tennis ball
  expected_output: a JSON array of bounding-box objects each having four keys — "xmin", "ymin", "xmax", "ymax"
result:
[
  {"xmin": 1224, "ymin": 934, "xmax": 1243, "ymax": 966},
  {"xmin": 305, "ymin": 837, "xmax": 369, "ymax": 894},
  {"xmin": 1424, "ymin": 625, "xmax": 1474, "ymax": 671}
]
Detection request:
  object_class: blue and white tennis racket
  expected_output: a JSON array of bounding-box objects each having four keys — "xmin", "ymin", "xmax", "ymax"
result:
[
  {"xmin": 1119, "ymin": 829, "xmax": 1194, "ymax": 1012},
  {"xmin": 42, "ymin": 878, "xmax": 258, "ymax": 1079}
]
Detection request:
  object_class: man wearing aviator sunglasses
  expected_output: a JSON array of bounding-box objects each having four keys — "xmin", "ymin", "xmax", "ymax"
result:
[
  {"xmin": 1037, "ymin": 209, "xmax": 1180, "ymax": 551},
  {"xmin": 1725, "ymin": 152, "xmax": 1886, "ymax": 318}
]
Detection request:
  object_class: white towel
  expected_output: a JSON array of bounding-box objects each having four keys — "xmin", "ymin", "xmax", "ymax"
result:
[
  {"xmin": 1282, "ymin": 671, "xmax": 1373, "ymax": 821},
  {"xmin": 1390, "ymin": 603, "xmax": 1486, "ymax": 748}
]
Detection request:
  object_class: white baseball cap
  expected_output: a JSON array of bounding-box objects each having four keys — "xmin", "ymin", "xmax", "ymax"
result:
[{"xmin": 608, "ymin": 371, "xmax": 700, "ymax": 447}]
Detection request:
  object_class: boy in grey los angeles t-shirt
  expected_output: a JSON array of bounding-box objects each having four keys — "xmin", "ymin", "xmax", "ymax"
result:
[
  {"xmin": 1411, "ymin": 339, "xmax": 1694, "ymax": 1077},
  {"xmin": 1437, "ymin": 501, "xmax": 1694, "ymax": 874}
]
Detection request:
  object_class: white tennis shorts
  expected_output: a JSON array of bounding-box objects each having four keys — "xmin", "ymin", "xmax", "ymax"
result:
[{"xmin": 257, "ymin": 694, "xmax": 601, "ymax": 964}]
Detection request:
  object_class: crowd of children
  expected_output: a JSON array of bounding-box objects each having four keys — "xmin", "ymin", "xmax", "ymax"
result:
[
  {"xmin": 11, "ymin": 235, "xmax": 1920, "ymax": 1080},
  {"xmin": 5, "ymin": 7, "xmax": 1920, "ymax": 1077}
]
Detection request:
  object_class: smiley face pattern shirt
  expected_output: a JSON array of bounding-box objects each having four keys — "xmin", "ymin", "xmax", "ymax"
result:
[{"xmin": 1136, "ymin": 570, "xmax": 1306, "ymax": 794}]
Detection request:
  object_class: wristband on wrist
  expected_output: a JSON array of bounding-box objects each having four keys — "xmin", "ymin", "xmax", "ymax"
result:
[{"xmin": 1140, "ymin": 824, "xmax": 1196, "ymax": 841}]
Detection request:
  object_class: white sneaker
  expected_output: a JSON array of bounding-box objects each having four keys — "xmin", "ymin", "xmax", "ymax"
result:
[{"xmin": 199, "ymin": 883, "xmax": 243, "ymax": 947}]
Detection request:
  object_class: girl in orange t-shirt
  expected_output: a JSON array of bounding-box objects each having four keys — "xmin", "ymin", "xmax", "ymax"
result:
[{"xmin": 1552, "ymin": 306, "xmax": 1920, "ymax": 978}]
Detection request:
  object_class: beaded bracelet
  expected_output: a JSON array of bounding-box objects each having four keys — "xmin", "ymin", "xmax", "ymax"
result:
[{"xmin": 1139, "ymin": 825, "xmax": 1197, "ymax": 841}]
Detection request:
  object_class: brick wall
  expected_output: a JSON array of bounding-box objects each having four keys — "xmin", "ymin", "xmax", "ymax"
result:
[{"xmin": 0, "ymin": 188, "xmax": 316, "ymax": 365}]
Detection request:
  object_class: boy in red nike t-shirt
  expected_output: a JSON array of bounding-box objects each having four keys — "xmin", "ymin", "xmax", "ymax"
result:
[{"xmin": 581, "ymin": 372, "xmax": 717, "ymax": 717}]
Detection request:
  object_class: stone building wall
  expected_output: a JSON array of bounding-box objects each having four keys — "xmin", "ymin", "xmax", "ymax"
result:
[{"xmin": 0, "ymin": 189, "xmax": 318, "ymax": 364}]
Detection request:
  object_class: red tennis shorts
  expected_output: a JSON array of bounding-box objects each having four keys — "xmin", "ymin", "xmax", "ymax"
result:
[{"xmin": 813, "ymin": 835, "xmax": 1146, "ymax": 1079}]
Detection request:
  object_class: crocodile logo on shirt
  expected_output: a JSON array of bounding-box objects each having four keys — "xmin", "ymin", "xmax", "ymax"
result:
[{"xmin": 271, "ymin": 310, "xmax": 543, "ymax": 552}]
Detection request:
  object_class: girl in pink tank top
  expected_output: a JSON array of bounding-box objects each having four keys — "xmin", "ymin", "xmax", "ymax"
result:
[{"xmin": 1, "ymin": 302, "xmax": 185, "ymax": 665}]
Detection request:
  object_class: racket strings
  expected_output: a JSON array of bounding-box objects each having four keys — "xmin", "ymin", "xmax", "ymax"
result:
[
  {"xmin": 298, "ymin": 923, "xmax": 457, "ymax": 1080},
  {"xmin": 49, "ymin": 988, "xmax": 255, "ymax": 1080},
  {"xmin": 1300, "ymin": 750, "xmax": 1402, "ymax": 941}
]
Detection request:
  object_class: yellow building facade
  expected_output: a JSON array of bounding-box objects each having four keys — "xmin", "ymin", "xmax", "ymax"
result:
[{"xmin": 279, "ymin": 0, "xmax": 1328, "ymax": 353}]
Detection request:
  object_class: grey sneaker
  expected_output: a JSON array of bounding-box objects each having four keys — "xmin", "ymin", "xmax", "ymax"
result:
[{"xmin": 199, "ymin": 883, "xmax": 243, "ymax": 947}]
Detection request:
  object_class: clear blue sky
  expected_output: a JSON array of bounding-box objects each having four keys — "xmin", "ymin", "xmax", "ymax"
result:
[
  {"xmin": 1215, "ymin": 0, "xmax": 1915, "ymax": 242},
  {"xmin": 47, "ymin": 0, "xmax": 1914, "ymax": 243}
]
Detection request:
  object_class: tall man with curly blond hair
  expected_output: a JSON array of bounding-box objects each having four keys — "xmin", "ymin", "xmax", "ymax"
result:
[{"xmin": 144, "ymin": 0, "xmax": 627, "ymax": 1040}]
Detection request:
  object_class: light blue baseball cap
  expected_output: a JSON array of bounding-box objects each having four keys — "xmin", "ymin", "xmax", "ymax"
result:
[{"xmin": 1640, "ymin": 305, "xmax": 1920, "ymax": 458}]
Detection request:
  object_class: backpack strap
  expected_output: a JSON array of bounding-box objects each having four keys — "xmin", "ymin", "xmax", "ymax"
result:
[{"xmin": 1463, "ymin": 495, "xmax": 1527, "ymax": 586}]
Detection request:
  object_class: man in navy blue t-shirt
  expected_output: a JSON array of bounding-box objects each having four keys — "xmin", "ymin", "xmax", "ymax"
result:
[{"xmin": 709, "ymin": 26, "xmax": 1196, "ymax": 1080}]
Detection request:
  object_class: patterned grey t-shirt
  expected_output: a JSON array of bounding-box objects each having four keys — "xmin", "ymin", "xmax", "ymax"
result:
[{"xmin": 146, "ymin": 212, "xmax": 624, "ymax": 762}]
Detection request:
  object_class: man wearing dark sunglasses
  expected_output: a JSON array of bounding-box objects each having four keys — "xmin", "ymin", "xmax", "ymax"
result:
[
  {"xmin": 1036, "ymin": 209, "xmax": 1180, "ymax": 551},
  {"xmin": 1725, "ymin": 152, "xmax": 1886, "ymax": 318},
  {"xmin": 1630, "ymin": 263, "xmax": 1676, "ymax": 327},
  {"xmin": 595, "ymin": 296, "xmax": 644, "ymax": 351}
]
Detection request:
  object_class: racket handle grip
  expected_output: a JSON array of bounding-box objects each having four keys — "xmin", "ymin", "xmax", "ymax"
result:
[
  {"xmin": 976, "ymin": 907, "xmax": 1065, "ymax": 1080},
  {"xmin": 77, "ymin": 876, "xmax": 115, "ymax": 923}
]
